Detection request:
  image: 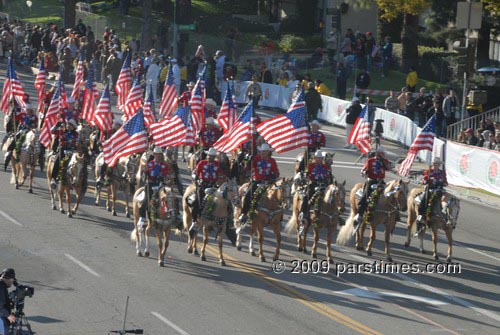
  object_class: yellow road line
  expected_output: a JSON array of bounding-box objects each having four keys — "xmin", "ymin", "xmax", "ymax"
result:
[{"xmin": 204, "ymin": 244, "xmax": 384, "ymax": 335}]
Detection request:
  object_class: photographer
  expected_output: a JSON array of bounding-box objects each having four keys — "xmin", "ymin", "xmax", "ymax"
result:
[{"xmin": 0, "ymin": 268, "xmax": 16, "ymax": 335}]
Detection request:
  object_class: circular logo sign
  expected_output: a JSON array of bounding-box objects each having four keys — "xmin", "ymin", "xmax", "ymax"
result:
[
  {"xmin": 264, "ymin": 88, "xmax": 270, "ymax": 100},
  {"xmin": 459, "ymin": 154, "xmax": 470, "ymax": 176},
  {"xmin": 487, "ymin": 158, "xmax": 498, "ymax": 185},
  {"xmin": 337, "ymin": 105, "xmax": 342, "ymax": 116},
  {"xmin": 390, "ymin": 117, "xmax": 396, "ymax": 132}
]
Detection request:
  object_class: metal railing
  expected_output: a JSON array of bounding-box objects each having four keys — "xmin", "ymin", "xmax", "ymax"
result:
[{"xmin": 447, "ymin": 106, "xmax": 500, "ymax": 141}]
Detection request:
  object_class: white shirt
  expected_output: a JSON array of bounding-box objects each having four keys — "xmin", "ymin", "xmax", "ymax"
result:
[
  {"xmin": 172, "ymin": 64, "xmax": 181, "ymax": 86},
  {"xmin": 146, "ymin": 63, "xmax": 160, "ymax": 82},
  {"xmin": 215, "ymin": 55, "xmax": 225, "ymax": 78}
]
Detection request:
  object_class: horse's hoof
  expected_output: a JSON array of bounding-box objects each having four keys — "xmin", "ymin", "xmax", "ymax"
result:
[
  {"xmin": 366, "ymin": 250, "xmax": 372, "ymax": 257},
  {"xmin": 434, "ymin": 255, "xmax": 439, "ymax": 261},
  {"xmin": 420, "ymin": 249, "xmax": 426, "ymax": 254},
  {"xmin": 182, "ymin": 158, "xmax": 186, "ymax": 162},
  {"xmin": 328, "ymin": 258, "xmax": 334, "ymax": 264},
  {"xmin": 303, "ymin": 248, "xmax": 308, "ymax": 254},
  {"xmin": 356, "ymin": 245, "xmax": 363, "ymax": 251},
  {"xmin": 159, "ymin": 261, "xmax": 164, "ymax": 267},
  {"xmin": 194, "ymin": 250, "xmax": 199, "ymax": 256},
  {"xmin": 259, "ymin": 256, "xmax": 266, "ymax": 262},
  {"xmin": 201, "ymin": 255, "xmax": 206, "ymax": 261},
  {"xmin": 250, "ymin": 251, "xmax": 256, "ymax": 257},
  {"xmin": 144, "ymin": 251, "xmax": 150, "ymax": 258},
  {"xmin": 126, "ymin": 213, "xmax": 131, "ymax": 219},
  {"xmin": 52, "ymin": 205, "xmax": 56, "ymax": 210},
  {"xmin": 107, "ymin": 207, "xmax": 111, "ymax": 212},
  {"xmin": 187, "ymin": 247, "xmax": 193, "ymax": 254},
  {"xmin": 15, "ymin": 185, "xmax": 19, "ymax": 190},
  {"xmin": 387, "ymin": 256, "xmax": 393, "ymax": 262},
  {"xmin": 28, "ymin": 188, "xmax": 33, "ymax": 194},
  {"xmin": 404, "ymin": 242, "xmax": 410, "ymax": 248},
  {"xmin": 220, "ymin": 260, "xmax": 226, "ymax": 266},
  {"xmin": 67, "ymin": 213, "xmax": 72, "ymax": 218},
  {"xmin": 94, "ymin": 201, "xmax": 98, "ymax": 206},
  {"xmin": 311, "ymin": 252, "xmax": 317, "ymax": 259},
  {"xmin": 60, "ymin": 208, "xmax": 65, "ymax": 214},
  {"xmin": 236, "ymin": 246, "xmax": 242, "ymax": 251},
  {"xmin": 112, "ymin": 211, "xmax": 117, "ymax": 216},
  {"xmin": 137, "ymin": 251, "xmax": 143, "ymax": 257},
  {"xmin": 446, "ymin": 256, "xmax": 452, "ymax": 263},
  {"xmin": 298, "ymin": 246, "xmax": 303, "ymax": 252}
]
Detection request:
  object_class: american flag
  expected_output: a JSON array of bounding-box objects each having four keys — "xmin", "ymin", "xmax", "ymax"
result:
[
  {"xmin": 0, "ymin": 58, "xmax": 27, "ymax": 113},
  {"xmin": 59, "ymin": 76, "xmax": 69, "ymax": 110},
  {"xmin": 143, "ymin": 90, "xmax": 156, "ymax": 128},
  {"xmin": 150, "ymin": 106, "xmax": 193, "ymax": 148},
  {"xmin": 214, "ymin": 101, "xmax": 254, "ymax": 153},
  {"xmin": 123, "ymin": 72, "xmax": 143, "ymax": 120},
  {"xmin": 34, "ymin": 57, "xmax": 46, "ymax": 114},
  {"xmin": 217, "ymin": 82, "xmax": 237, "ymax": 132},
  {"xmin": 116, "ymin": 53, "xmax": 132, "ymax": 109},
  {"xmin": 159, "ymin": 62, "xmax": 177, "ymax": 119},
  {"xmin": 189, "ymin": 65, "xmax": 206, "ymax": 134},
  {"xmin": 256, "ymin": 88, "xmax": 308, "ymax": 153},
  {"xmin": 398, "ymin": 115, "xmax": 436, "ymax": 177},
  {"xmin": 39, "ymin": 87, "xmax": 62, "ymax": 148},
  {"xmin": 71, "ymin": 52, "xmax": 85, "ymax": 101},
  {"xmin": 103, "ymin": 109, "xmax": 148, "ymax": 167},
  {"xmin": 94, "ymin": 82, "xmax": 113, "ymax": 140},
  {"xmin": 81, "ymin": 65, "xmax": 99, "ymax": 125},
  {"xmin": 348, "ymin": 105, "xmax": 371, "ymax": 154}
]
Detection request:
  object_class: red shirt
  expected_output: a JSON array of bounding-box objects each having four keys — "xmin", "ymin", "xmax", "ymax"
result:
[
  {"xmin": 200, "ymin": 126, "xmax": 221, "ymax": 148},
  {"xmin": 362, "ymin": 156, "xmax": 389, "ymax": 180},
  {"xmin": 307, "ymin": 162, "xmax": 330, "ymax": 183},
  {"xmin": 194, "ymin": 160, "xmax": 224, "ymax": 183},
  {"xmin": 147, "ymin": 160, "xmax": 169, "ymax": 182},
  {"xmin": 308, "ymin": 131, "xmax": 326, "ymax": 150},
  {"xmin": 252, "ymin": 155, "xmax": 279, "ymax": 181},
  {"xmin": 178, "ymin": 91, "xmax": 192, "ymax": 107},
  {"xmin": 423, "ymin": 168, "xmax": 448, "ymax": 187}
]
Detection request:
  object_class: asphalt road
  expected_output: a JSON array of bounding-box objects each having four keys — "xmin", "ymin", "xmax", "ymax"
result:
[{"xmin": 0, "ymin": 65, "xmax": 499, "ymax": 335}]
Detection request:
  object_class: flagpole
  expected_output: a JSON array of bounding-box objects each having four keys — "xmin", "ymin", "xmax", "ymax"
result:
[{"xmin": 9, "ymin": 59, "xmax": 18, "ymax": 137}]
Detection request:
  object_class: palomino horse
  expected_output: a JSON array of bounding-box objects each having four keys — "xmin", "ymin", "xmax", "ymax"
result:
[
  {"xmin": 94, "ymin": 153, "xmax": 139, "ymax": 217},
  {"xmin": 182, "ymin": 180, "xmax": 239, "ymax": 266},
  {"xmin": 285, "ymin": 183, "xmax": 341, "ymax": 263},
  {"xmin": 10, "ymin": 129, "xmax": 40, "ymax": 193},
  {"xmin": 294, "ymin": 151, "xmax": 335, "ymax": 174},
  {"xmin": 405, "ymin": 188, "xmax": 460, "ymax": 262},
  {"xmin": 46, "ymin": 151, "xmax": 87, "ymax": 217},
  {"xmin": 131, "ymin": 185, "xmax": 181, "ymax": 266},
  {"xmin": 337, "ymin": 179, "xmax": 409, "ymax": 262},
  {"xmin": 235, "ymin": 178, "xmax": 292, "ymax": 262}
]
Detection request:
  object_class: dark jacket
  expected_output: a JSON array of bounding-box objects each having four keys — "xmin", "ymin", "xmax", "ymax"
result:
[
  {"xmin": 346, "ymin": 102, "xmax": 362, "ymax": 125},
  {"xmin": 304, "ymin": 89, "xmax": 322, "ymax": 120},
  {"xmin": 0, "ymin": 280, "xmax": 12, "ymax": 320}
]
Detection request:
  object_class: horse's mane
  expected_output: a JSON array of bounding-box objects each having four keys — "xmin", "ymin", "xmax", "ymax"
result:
[
  {"xmin": 324, "ymin": 184, "xmax": 337, "ymax": 203},
  {"xmin": 384, "ymin": 179, "xmax": 398, "ymax": 194}
]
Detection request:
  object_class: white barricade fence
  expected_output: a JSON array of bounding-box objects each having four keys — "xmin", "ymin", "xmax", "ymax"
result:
[
  {"xmin": 227, "ymin": 81, "xmax": 294, "ymax": 110},
  {"xmin": 445, "ymin": 142, "xmax": 500, "ymax": 195},
  {"xmin": 318, "ymin": 95, "xmax": 349, "ymax": 127}
]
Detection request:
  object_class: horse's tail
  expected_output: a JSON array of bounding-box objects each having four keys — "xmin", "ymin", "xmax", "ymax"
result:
[
  {"xmin": 285, "ymin": 208, "xmax": 298, "ymax": 237},
  {"xmin": 130, "ymin": 227, "xmax": 138, "ymax": 243},
  {"xmin": 336, "ymin": 211, "xmax": 355, "ymax": 246}
]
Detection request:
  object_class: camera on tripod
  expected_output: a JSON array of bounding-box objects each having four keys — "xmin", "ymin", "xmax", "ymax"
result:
[
  {"xmin": 9, "ymin": 282, "xmax": 34, "ymax": 314},
  {"xmin": 374, "ymin": 119, "xmax": 384, "ymax": 146}
]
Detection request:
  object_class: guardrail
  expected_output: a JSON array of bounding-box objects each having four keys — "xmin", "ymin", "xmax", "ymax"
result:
[{"xmin": 447, "ymin": 106, "xmax": 500, "ymax": 140}]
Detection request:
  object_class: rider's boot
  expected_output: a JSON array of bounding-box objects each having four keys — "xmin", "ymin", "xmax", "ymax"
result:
[
  {"xmin": 414, "ymin": 215, "xmax": 425, "ymax": 237},
  {"xmin": 4, "ymin": 151, "xmax": 12, "ymax": 171}
]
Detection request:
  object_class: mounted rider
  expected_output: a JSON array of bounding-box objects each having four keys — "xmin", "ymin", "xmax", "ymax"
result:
[
  {"xmin": 50, "ymin": 118, "xmax": 79, "ymax": 189},
  {"xmin": 238, "ymin": 143, "xmax": 280, "ymax": 226},
  {"xmin": 298, "ymin": 150, "xmax": 333, "ymax": 232},
  {"xmin": 307, "ymin": 120, "xmax": 326, "ymax": 155},
  {"xmin": 96, "ymin": 119, "xmax": 124, "ymax": 188},
  {"xmin": 62, "ymin": 96, "xmax": 79, "ymax": 123},
  {"xmin": 138, "ymin": 147, "xmax": 171, "ymax": 227},
  {"xmin": 199, "ymin": 117, "xmax": 221, "ymax": 160},
  {"xmin": 190, "ymin": 148, "xmax": 225, "ymax": 234},
  {"xmin": 353, "ymin": 148, "xmax": 390, "ymax": 227},
  {"xmin": 415, "ymin": 156, "xmax": 448, "ymax": 236}
]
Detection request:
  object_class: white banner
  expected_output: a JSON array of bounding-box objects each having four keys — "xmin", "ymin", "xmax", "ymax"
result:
[
  {"xmin": 318, "ymin": 95, "xmax": 349, "ymax": 126},
  {"xmin": 446, "ymin": 141, "xmax": 500, "ymax": 195},
  {"xmin": 228, "ymin": 81, "xmax": 294, "ymax": 110}
]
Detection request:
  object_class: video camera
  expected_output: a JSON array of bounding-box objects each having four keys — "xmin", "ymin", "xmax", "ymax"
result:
[{"xmin": 9, "ymin": 282, "xmax": 34, "ymax": 315}]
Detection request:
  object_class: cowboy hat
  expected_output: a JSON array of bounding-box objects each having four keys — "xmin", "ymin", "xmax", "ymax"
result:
[
  {"xmin": 153, "ymin": 147, "xmax": 163, "ymax": 154},
  {"xmin": 205, "ymin": 98, "xmax": 217, "ymax": 107},
  {"xmin": 310, "ymin": 120, "xmax": 322, "ymax": 128},
  {"xmin": 205, "ymin": 148, "xmax": 218, "ymax": 156},
  {"xmin": 432, "ymin": 157, "xmax": 443, "ymax": 165},
  {"xmin": 187, "ymin": 81, "xmax": 195, "ymax": 87},
  {"xmin": 205, "ymin": 117, "xmax": 217, "ymax": 126},
  {"xmin": 67, "ymin": 119, "xmax": 77, "ymax": 128},
  {"xmin": 314, "ymin": 150, "xmax": 323, "ymax": 158},
  {"xmin": 258, "ymin": 143, "xmax": 273, "ymax": 152},
  {"xmin": 1, "ymin": 268, "xmax": 16, "ymax": 280}
]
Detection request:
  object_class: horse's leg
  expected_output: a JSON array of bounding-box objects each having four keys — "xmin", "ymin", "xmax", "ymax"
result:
[
  {"xmin": 355, "ymin": 221, "xmax": 365, "ymax": 251},
  {"xmin": 405, "ymin": 206, "xmax": 416, "ymax": 248},
  {"xmin": 432, "ymin": 226, "xmax": 439, "ymax": 261},
  {"xmin": 303, "ymin": 224, "xmax": 309, "ymax": 254},
  {"xmin": 419, "ymin": 228, "xmax": 426, "ymax": 254},
  {"xmin": 155, "ymin": 228, "xmax": 163, "ymax": 266},
  {"xmin": 311, "ymin": 226, "xmax": 319, "ymax": 259},
  {"xmin": 144, "ymin": 223, "xmax": 151, "ymax": 257},
  {"xmin": 218, "ymin": 227, "xmax": 226, "ymax": 266},
  {"xmin": 200, "ymin": 225, "xmax": 208, "ymax": 262},
  {"xmin": 273, "ymin": 220, "xmax": 281, "ymax": 262},
  {"xmin": 66, "ymin": 188, "xmax": 73, "ymax": 218},
  {"xmin": 385, "ymin": 221, "xmax": 394, "ymax": 262},
  {"xmin": 193, "ymin": 230, "xmax": 199, "ymax": 255},
  {"xmin": 445, "ymin": 226, "xmax": 453, "ymax": 263},
  {"xmin": 258, "ymin": 223, "xmax": 266, "ymax": 262},
  {"xmin": 249, "ymin": 221, "xmax": 256, "ymax": 256},
  {"xmin": 160, "ymin": 226, "xmax": 171, "ymax": 267},
  {"xmin": 365, "ymin": 223, "xmax": 376, "ymax": 257},
  {"xmin": 95, "ymin": 181, "xmax": 100, "ymax": 206},
  {"xmin": 58, "ymin": 187, "xmax": 65, "ymax": 214},
  {"xmin": 124, "ymin": 189, "xmax": 130, "ymax": 218},
  {"xmin": 106, "ymin": 186, "xmax": 112, "ymax": 212},
  {"xmin": 28, "ymin": 166, "xmax": 34, "ymax": 193},
  {"xmin": 111, "ymin": 184, "xmax": 117, "ymax": 216},
  {"xmin": 326, "ymin": 224, "xmax": 334, "ymax": 264},
  {"xmin": 236, "ymin": 230, "xmax": 242, "ymax": 251}
]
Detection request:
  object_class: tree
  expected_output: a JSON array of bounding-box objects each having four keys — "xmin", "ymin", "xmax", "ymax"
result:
[
  {"xmin": 141, "ymin": 0, "xmax": 153, "ymax": 51},
  {"xmin": 64, "ymin": 0, "xmax": 77, "ymax": 29}
]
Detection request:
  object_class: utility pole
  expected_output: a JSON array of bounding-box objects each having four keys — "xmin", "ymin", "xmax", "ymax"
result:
[
  {"xmin": 173, "ymin": 0, "xmax": 178, "ymax": 59},
  {"xmin": 461, "ymin": 0, "xmax": 471, "ymax": 123}
]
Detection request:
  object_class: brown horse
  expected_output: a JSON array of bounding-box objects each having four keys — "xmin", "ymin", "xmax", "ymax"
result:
[
  {"xmin": 131, "ymin": 185, "xmax": 181, "ymax": 266},
  {"xmin": 285, "ymin": 183, "xmax": 341, "ymax": 263},
  {"xmin": 405, "ymin": 187, "xmax": 460, "ymax": 262},
  {"xmin": 182, "ymin": 180, "xmax": 239, "ymax": 265},
  {"xmin": 94, "ymin": 153, "xmax": 139, "ymax": 217},
  {"xmin": 235, "ymin": 178, "xmax": 292, "ymax": 262},
  {"xmin": 337, "ymin": 179, "xmax": 409, "ymax": 262},
  {"xmin": 10, "ymin": 129, "xmax": 40, "ymax": 193},
  {"xmin": 46, "ymin": 151, "xmax": 87, "ymax": 217}
]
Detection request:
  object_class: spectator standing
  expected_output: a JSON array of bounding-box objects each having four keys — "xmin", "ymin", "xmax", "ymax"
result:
[
  {"xmin": 381, "ymin": 36, "xmax": 393, "ymax": 78},
  {"xmin": 315, "ymin": 79, "xmax": 331, "ymax": 96},
  {"xmin": 442, "ymin": 90, "xmax": 458, "ymax": 134},
  {"xmin": 326, "ymin": 30, "xmax": 337, "ymax": 65},
  {"xmin": 336, "ymin": 62, "xmax": 348, "ymax": 100},
  {"xmin": 345, "ymin": 97, "xmax": 362, "ymax": 148},
  {"xmin": 304, "ymin": 82, "xmax": 322, "ymax": 122},
  {"xmin": 406, "ymin": 66, "xmax": 418, "ymax": 92},
  {"xmin": 146, "ymin": 57, "xmax": 161, "ymax": 102},
  {"xmin": 356, "ymin": 70, "xmax": 370, "ymax": 89},
  {"xmin": 384, "ymin": 90, "xmax": 399, "ymax": 114}
]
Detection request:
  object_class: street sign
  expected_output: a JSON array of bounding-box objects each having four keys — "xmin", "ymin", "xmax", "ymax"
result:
[
  {"xmin": 178, "ymin": 24, "xmax": 195, "ymax": 31},
  {"xmin": 456, "ymin": 1, "xmax": 482, "ymax": 29}
]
